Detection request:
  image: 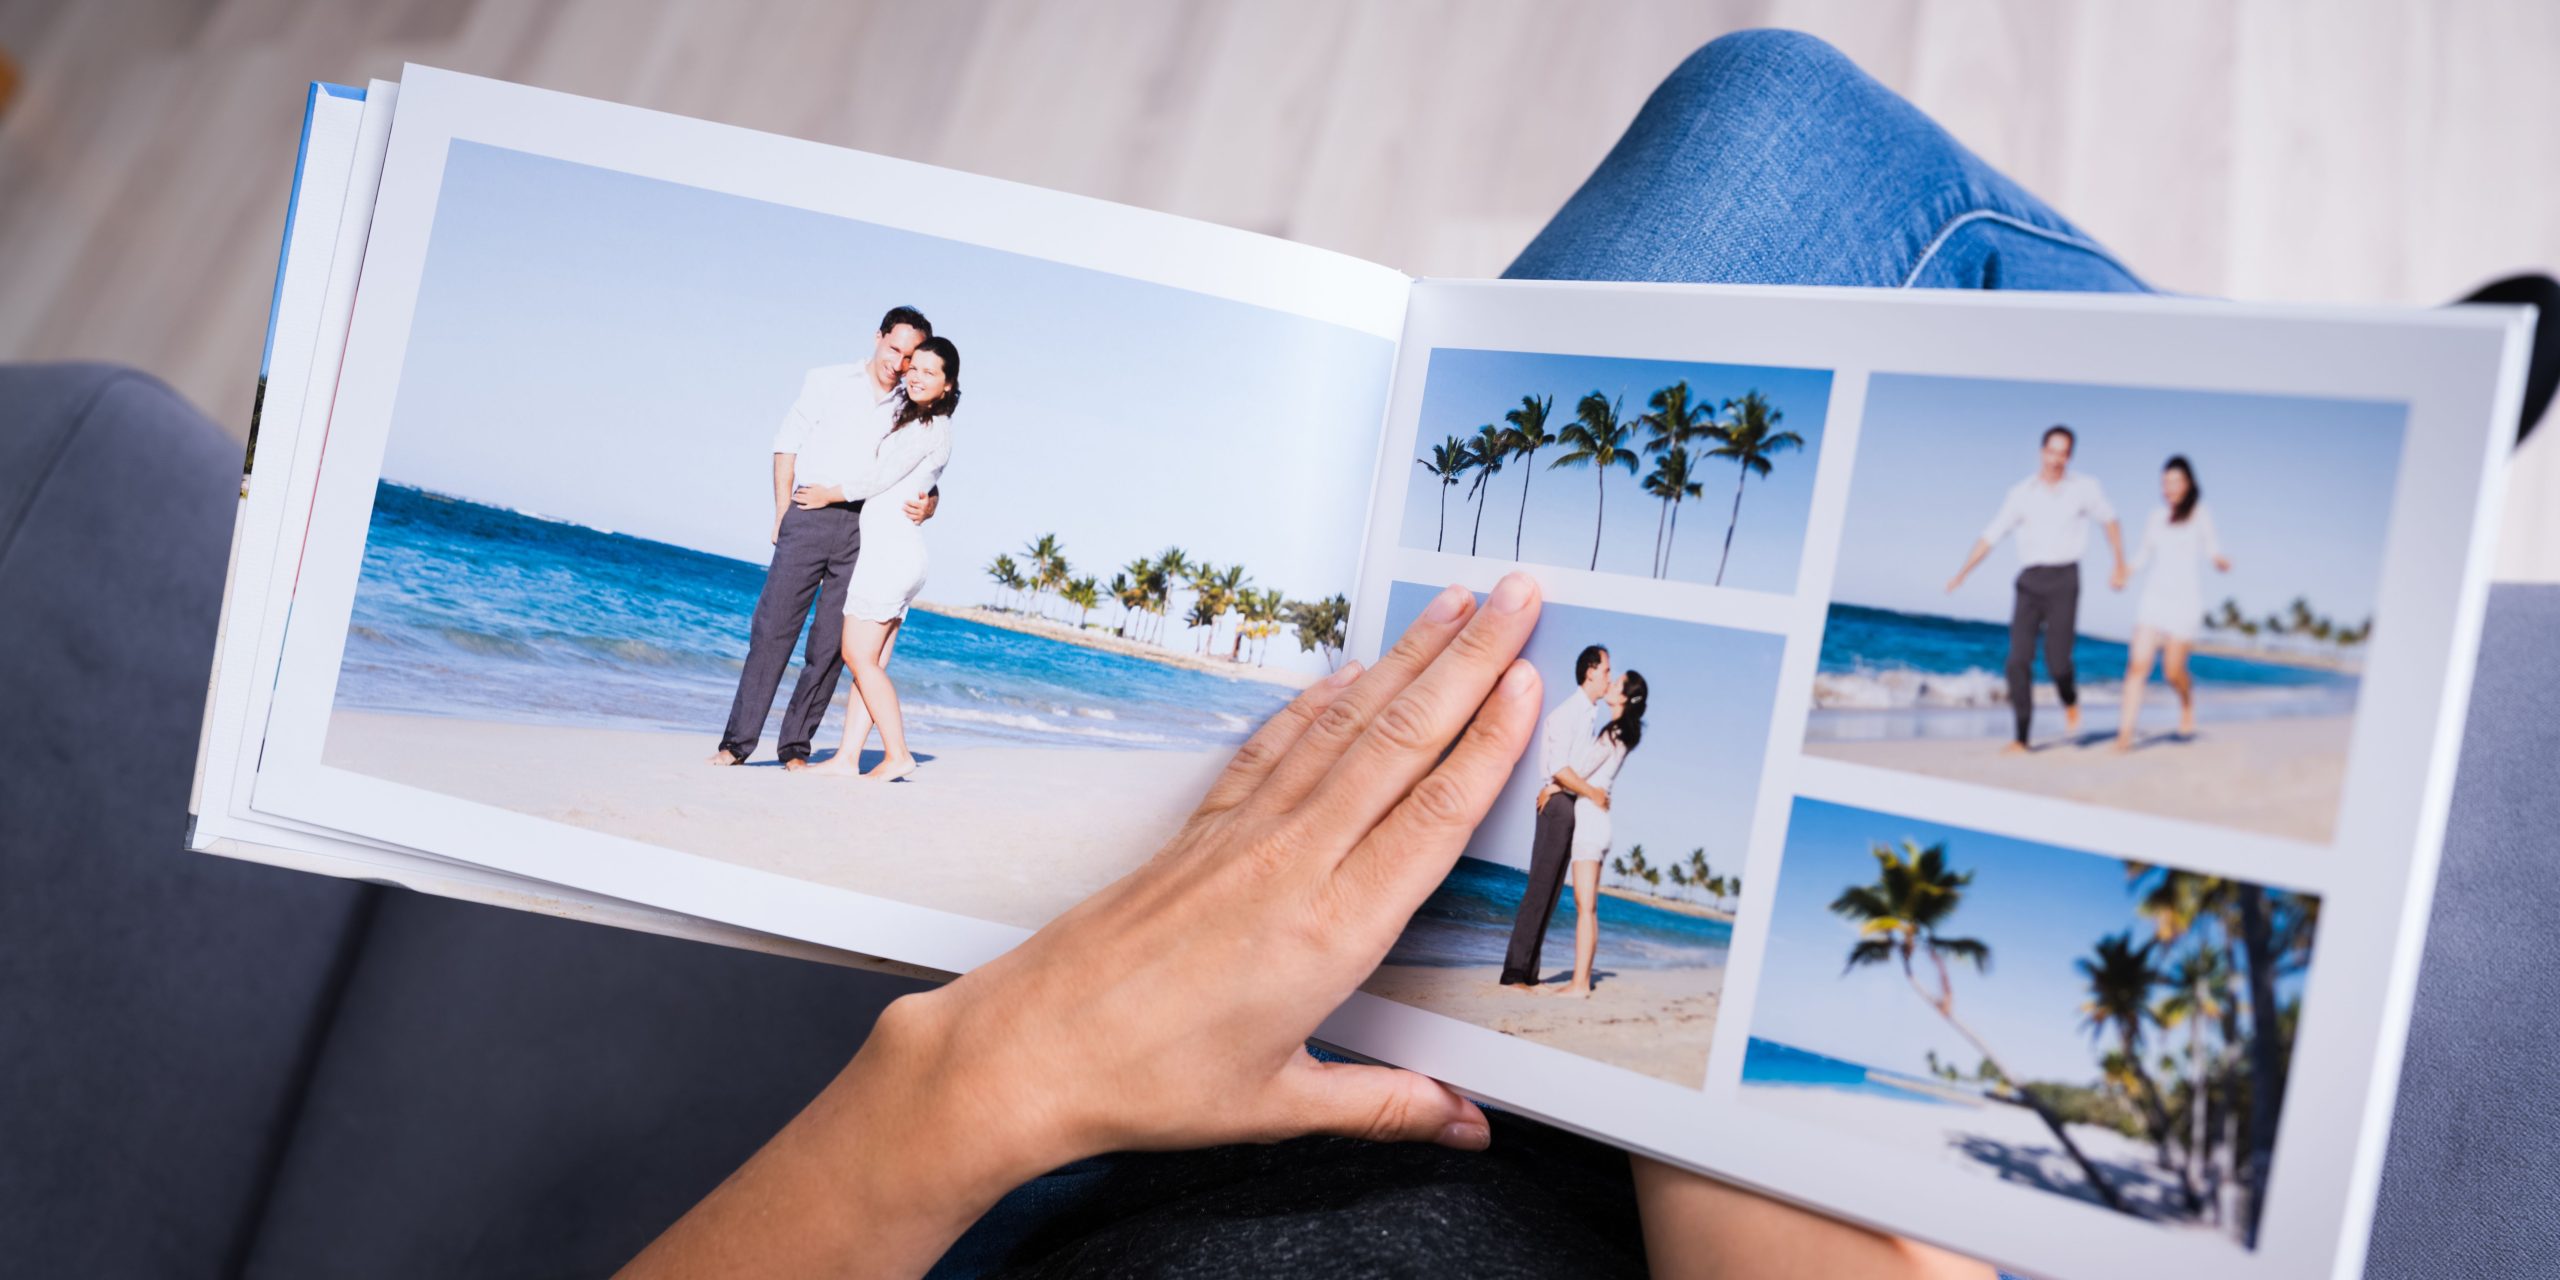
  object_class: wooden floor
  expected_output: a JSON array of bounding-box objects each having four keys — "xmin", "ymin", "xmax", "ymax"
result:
[{"xmin": 0, "ymin": 0, "xmax": 2551, "ymax": 575}]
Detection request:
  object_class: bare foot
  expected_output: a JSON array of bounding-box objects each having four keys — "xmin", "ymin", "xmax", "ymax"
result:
[
  {"xmin": 804, "ymin": 753, "xmax": 858, "ymax": 776},
  {"xmin": 2064, "ymin": 705, "xmax": 2083, "ymax": 736},
  {"xmin": 2000, "ymin": 741, "xmax": 2031, "ymax": 756},
  {"xmin": 782, "ymin": 757, "xmax": 812, "ymax": 772},
  {"xmin": 2110, "ymin": 734, "xmax": 2135, "ymax": 754},
  {"xmin": 2178, "ymin": 712, "xmax": 2198, "ymax": 737},
  {"xmin": 706, "ymin": 749, "xmax": 741, "ymax": 766},
  {"xmin": 863, "ymin": 753, "xmax": 919, "ymax": 782}
]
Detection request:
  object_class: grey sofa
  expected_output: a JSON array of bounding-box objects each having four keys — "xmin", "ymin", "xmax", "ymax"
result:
[{"xmin": 2, "ymin": 361, "xmax": 2553, "ymax": 1277}]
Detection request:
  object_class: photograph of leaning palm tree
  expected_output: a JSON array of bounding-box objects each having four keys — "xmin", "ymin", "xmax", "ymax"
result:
[
  {"xmin": 1397, "ymin": 348, "xmax": 1832, "ymax": 593},
  {"xmin": 1806, "ymin": 374, "xmax": 2403, "ymax": 844},
  {"xmin": 1743, "ymin": 798, "xmax": 2317, "ymax": 1255}
]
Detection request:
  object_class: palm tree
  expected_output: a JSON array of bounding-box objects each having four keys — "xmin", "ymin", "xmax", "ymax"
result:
[
  {"xmin": 1702, "ymin": 390, "xmax": 1807, "ymax": 586},
  {"xmin": 1024, "ymin": 534, "xmax": 1067, "ymax": 617},
  {"xmin": 1416, "ymin": 436, "xmax": 1471, "ymax": 553},
  {"xmin": 1831, "ymin": 839, "xmax": 2131, "ymax": 1214},
  {"xmin": 2078, "ymin": 932, "xmax": 2203, "ymax": 1210},
  {"xmin": 1504, "ymin": 394, "xmax": 1555, "ymax": 558},
  {"xmin": 1212, "ymin": 563, "xmax": 1251, "ymax": 660},
  {"xmin": 1687, "ymin": 849, "xmax": 1712, "ymax": 906},
  {"xmin": 986, "ymin": 553, "xmax": 1025, "ymax": 610},
  {"xmin": 1286, "ymin": 593, "xmax": 1349, "ymax": 670},
  {"xmin": 1109, "ymin": 571, "xmax": 1147, "ymax": 637},
  {"xmin": 1062, "ymin": 576, "xmax": 1101, "ymax": 629},
  {"xmin": 1641, "ymin": 446, "xmax": 1704, "ymax": 578},
  {"xmin": 1156, "ymin": 547, "xmax": 1195, "ymax": 647},
  {"xmin": 1550, "ymin": 391, "xmax": 1639, "ymax": 571},
  {"xmin": 1463, "ymin": 422, "xmax": 1510, "ymax": 555},
  {"xmin": 1640, "ymin": 382, "xmax": 1716, "ymax": 576},
  {"xmin": 2158, "ymin": 944, "xmax": 2233, "ymax": 1216}
]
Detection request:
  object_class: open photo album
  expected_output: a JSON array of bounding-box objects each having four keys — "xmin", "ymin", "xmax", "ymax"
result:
[{"xmin": 193, "ymin": 67, "xmax": 2534, "ymax": 1280}]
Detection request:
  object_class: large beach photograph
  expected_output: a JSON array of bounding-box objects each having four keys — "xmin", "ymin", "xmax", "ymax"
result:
[
  {"xmin": 1360, "ymin": 582, "xmax": 1785, "ymax": 1086},
  {"xmin": 1808, "ymin": 374, "xmax": 2405, "ymax": 842},
  {"xmin": 320, "ymin": 140, "xmax": 1395, "ymax": 928},
  {"xmin": 1742, "ymin": 798, "xmax": 2318, "ymax": 1257},
  {"xmin": 1395, "ymin": 348, "xmax": 1832, "ymax": 593}
]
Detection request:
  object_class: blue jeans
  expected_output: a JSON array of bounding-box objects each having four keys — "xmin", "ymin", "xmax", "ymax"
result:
[{"xmin": 934, "ymin": 29, "xmax": 2138, "ymax": 1278}]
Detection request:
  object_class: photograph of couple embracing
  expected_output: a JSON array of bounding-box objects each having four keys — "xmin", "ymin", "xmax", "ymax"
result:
[
  {"xmin": 708, "ymin": 305, "xmax": 961, "ymax": 783},
  {"xmin": 1363, "ymin": 585, "xmax": 1785, "ymax": 1087}
]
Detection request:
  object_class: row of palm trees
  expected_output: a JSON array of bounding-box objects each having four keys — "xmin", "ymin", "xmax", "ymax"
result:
[
  {"xmin": 2204, "ymin": 596, "xmax": 2374, "ymax": 648},
  {"xmin": 1829, "ymin": 840, "xmax": 2309, "ymax": 1247},
  {"xmin": 1607, "ymin": 844, "xmax": 1742, "ymax": 913},
  {"xmin": 1417, "ymin": 381, "xmax": 1805, "ymax": 585},
  {"xmin": 984, "ymin": 534, "xmax": 1349, "ymax": 670}
]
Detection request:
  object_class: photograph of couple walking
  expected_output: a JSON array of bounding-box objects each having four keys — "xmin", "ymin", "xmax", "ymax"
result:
[
  {"xmin": 1361, "ymin": 583, "xmax": 1785, "ymax": 1086},
  {"xmin": 319, "ymin": 141, "xmax": 1397, "ymax": 928},
  {"xmin": 1808, "ymin": 373, "xmax": 2405, "ymax": 843},
  {"xmin": 1741, "ymin": 798, "xmax": 2318, "ymax": 1259},
  {"xmin": 1397, "ymin": 348, "xmax": 1832, "ymax": 594}
]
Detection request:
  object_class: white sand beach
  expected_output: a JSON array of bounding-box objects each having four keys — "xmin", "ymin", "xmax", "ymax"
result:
[
  {"xmin": 1743, "ymin": 1082, "xmax": 2249, "ymax": 1253},
  {"xmin": 1361, "ymin": 963, "xmax": 1721, "ymax": 1087},
  {"xmin": 324, "ymin": 709, "xmax": 1225, "ymax": 929},
  {"xmin": 1804, "ymin": 714, "xmax": 2348, "ymax": 843}
]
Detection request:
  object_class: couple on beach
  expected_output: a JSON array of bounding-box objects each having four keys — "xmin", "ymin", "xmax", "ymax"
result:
[
  {"xmin": 706, "ymin": 306, "xmax": 966, "ymax": 781},
  {"xmin": 1945, "ymin": 425, "xmax": 2233, "ymax": 753},
  {"xmin": 1498, "ymin": 644, "xmax": 1650, "ymax": 997}
]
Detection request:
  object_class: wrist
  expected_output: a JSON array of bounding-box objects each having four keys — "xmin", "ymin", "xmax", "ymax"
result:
[{"xmin": 844, "ymin": 992, "xmax": 1086, "ymax": 1213}]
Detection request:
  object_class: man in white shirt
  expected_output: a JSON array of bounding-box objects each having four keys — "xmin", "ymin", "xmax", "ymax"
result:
[
  {"xmin": 1946, "ymin": 424, "xmax": 2127, "ymax": 753},
  {"xmin": 1499, "ymin": 643, "xmax": 1610, "ymax": 988},
  {"xmin": 711, "ymin": 306, "xmax": 941, "ymax": 769}
]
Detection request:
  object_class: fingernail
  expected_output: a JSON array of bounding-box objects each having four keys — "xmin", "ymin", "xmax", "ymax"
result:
[
  {"xmin": 1438, "ymin": 1121, "xmax": 1491, "ymax": 1151},
  {"xmin": 1500, "ymin": 661, "xmax": 1535, "ymax": 697},
  {"xmin": 1487, "ymin": 573, "xmax": 1534, "ymax": 613},
  {"xmin": 1325, "ymin": 660, "xmax": 1364, "ymax": 687},
  {"xmin": 1423, "ymin": 583, "xmax": 1471, "ymax": 622}
]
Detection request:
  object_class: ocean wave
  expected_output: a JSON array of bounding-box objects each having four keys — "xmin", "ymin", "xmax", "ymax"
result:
[
  {"xmin": 1810, "ymin": 664, "xmax": 2335, "ymax": 712},
  {"xmin": 908, "ymin": 702, "xmax": 1181, "ymax": 746}
]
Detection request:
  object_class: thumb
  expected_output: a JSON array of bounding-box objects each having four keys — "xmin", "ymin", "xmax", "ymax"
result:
[{"xmin": 1273, "ymin": 1054, "xmax": 1490, "ymax": 1150}]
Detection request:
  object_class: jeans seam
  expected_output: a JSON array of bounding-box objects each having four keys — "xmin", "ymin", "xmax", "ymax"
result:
[{"xmin": 1899, "ymin": 209, "xmax": 2142, "ymax": 289}]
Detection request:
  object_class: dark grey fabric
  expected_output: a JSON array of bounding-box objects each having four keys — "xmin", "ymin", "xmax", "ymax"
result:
[
  {"xmin": 2005, "ymin": 561, "xmax": 2081, "ymax": 744},
  {"xmin": 1498, "ymin": 799, "xmax": 1578, "ymax": 985},
  {"xmin": 717, "ymin": 500, "xmax": 861, "ymax": 763},
  {"xmin": 0, "ymin": 363, "xmax": 375, "ymax": 1277},
  {"xmin": 237, "ymin": 894, "xmax": 923, "ymax": 1278},
  {"xmin": 2364, "ymin": 584, "xmax": 2560, "ymax": 1279}
]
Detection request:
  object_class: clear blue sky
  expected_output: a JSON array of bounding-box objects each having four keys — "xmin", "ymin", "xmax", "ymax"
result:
[
  {"xmin": 378, "ymin": 142, "xmax": 1397, "ymax": 673},
  {"xmin": 1748, "ymin": 798, "xmax": 2308, "ymax": 1084},
  {"xmin": 1831, "ymin": 374, "xmax": 2405, "ymax": 638},
  {"xmin": 1396, "ymin": 348, "xmax": 1832, "ymax": 593},
  {"xmin": 1382, "ymin": 580, "xmax": 1783, "ymax": 877}
]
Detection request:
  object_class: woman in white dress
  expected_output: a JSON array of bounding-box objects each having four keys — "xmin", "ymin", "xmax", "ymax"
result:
[
  {"xmin": 2115, "ymin": 455, "xmax": 2230, "ymax": 751},
  {"xmin": 798, "ymin": 337, "xmax": 960, "ymax": 781},
  {"xmin": 1547, "ymin": 670, "xmax": 1646, "ymax": 998}
]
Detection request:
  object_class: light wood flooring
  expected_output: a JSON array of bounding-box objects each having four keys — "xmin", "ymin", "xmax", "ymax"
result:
[{"xmin": 0, "ymin": 0, "xmax": 2551, "ymax": 574}]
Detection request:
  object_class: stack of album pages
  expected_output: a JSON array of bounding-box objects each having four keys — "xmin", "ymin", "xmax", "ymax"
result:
[{"xmin": 194, "ymin": 68, "xmax": 2534, "ymax": 1280}]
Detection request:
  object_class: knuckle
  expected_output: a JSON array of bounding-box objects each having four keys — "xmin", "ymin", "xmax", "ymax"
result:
[
  {"xmin": 1309, "ymin": 695, "xmax": 1368, "ymax": 744},
  {"xmin": 1402, "ymin": 771, "xmax": 1477, "ymax": 828},
  {"xmin": 1368, "ymin": 694, "xmax": 1440, "ymax": 754},
  {"xmin": 1362, "ymin": 1087, "xmax": 1417, "ymax": 1142}
]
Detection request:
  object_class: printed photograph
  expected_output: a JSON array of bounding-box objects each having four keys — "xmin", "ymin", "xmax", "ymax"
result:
[
  {"xmin": 1395, "ymin": 348, "xmax": 1832, "ymax": 593},
  {"xmin": 322, "ymin": 141, "xmax": 1396, "ymax": 928},
  {"xmin": 1808, "ymin": 374, "xmax": 2405, "ymax": 842},
  {"xmin": 1360, "ymin": 582, "xmax": 1786, "ymax": 1086},
  {"xmin": 1743, "ymin": 799, "xmax": 2317, "ymax": 1255}
]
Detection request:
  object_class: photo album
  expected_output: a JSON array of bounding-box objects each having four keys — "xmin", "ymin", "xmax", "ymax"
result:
[{"xmin": 194, "ymin": 67, "xmax": 2533, "ymax": 1280}]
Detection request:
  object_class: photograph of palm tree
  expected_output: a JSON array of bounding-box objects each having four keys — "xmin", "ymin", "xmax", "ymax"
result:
[
  {"xmin": 1808, "ymin": 374, "xmax": 2404, "ymax": 843},
  {"xmin": 1361, "ymin": 582, "xmax": 1785, "ymax": 1085},
  {"xmin": 1743, "ymin": 798, "xmax": 2316, "ymax": 1255},
  {"xmin": 1396, "ymin": 348, "xmax": 1832, "ymax": 592}
]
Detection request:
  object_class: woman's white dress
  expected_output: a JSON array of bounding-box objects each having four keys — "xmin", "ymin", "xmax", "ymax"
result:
[
  {"xmin": 2130, "ymin": 502, "xmax": 2222, "ymax": 641},
  {"xmin": 832, "ymin": 418, "xmax": 954, "ymax": 623},
  {"xmin": 1567, "ymin": 732, "xmax": 1629, "ymax": 864}
]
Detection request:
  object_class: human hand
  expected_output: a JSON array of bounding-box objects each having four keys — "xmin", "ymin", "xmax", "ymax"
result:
[
  {"xmin": 792, "ymin": 484, "xmax": 845, "ymax": 510},
  {"xmin": 770, "ymin": 518, "xmax": 782, "ymax": 546},
  {"xmin": 1536, "ymin": 783, "xmax": 1559, "ymax": 812},
  {"xmin": 1594, "ymin": 793, "xmax": 1610, "ymax": 812},
  {"xmin": 2214, "ymin": 555, "xmax": 2232, "ymax": 573},
  {"xmin": 629, "ymin": 576, "xmax": 1546, "ymax": 1278},
  {"xmin": 906, "ymin": 489, "xmax": 938, "ymax": 524},
  {"xmin": 1944, "ymin": 574, "xmax": 1964, "ymax": 594},
  {"xmin": 2109, "ymin": 564, "xmax": 2129, "ymax": 591}
]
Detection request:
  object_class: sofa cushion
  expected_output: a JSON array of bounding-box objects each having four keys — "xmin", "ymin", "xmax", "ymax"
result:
[{"xmin": 0, "ymin": 363, "xmax": 375, "ymax": 1276}]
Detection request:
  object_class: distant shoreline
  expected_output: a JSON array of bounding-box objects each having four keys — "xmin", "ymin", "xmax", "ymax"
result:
[
  {"xmin": 1597, "ymin": 885, "xmax": 1736, "ymax": 923},
  {"xmin": 1830, "ymin": 601, "xmax": 2366, "ymax": 676},
  {"xmin": 912, "ymin": 600, "xmax": 1318, "ymax": 689}
]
